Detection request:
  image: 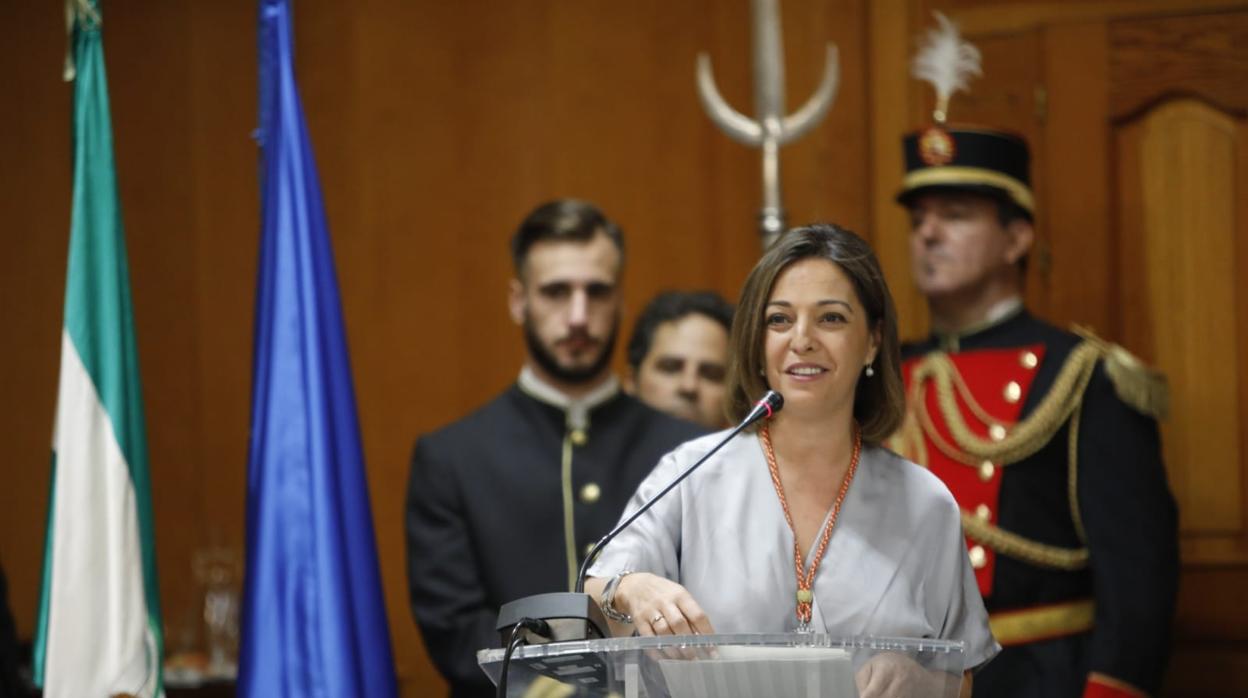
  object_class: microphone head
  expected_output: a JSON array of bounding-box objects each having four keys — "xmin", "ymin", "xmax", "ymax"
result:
[{"xmin": 758, "ymin": 390, "xmax": 784, "ymax": 418}]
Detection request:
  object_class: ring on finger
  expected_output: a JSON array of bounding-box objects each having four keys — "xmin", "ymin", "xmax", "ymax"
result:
[{"xmin": 651, "ymin": 614, "xmax": 665, "ymax": 625}]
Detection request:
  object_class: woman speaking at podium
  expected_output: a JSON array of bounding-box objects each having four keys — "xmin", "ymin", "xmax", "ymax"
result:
[{"xmin": 585, "ymin": 224, "xmax": 998, "ymax": 694}]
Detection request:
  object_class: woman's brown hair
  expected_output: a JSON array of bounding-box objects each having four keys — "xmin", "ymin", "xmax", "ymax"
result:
[{"xmin": 724, "ymin": 223, "xmax": 905, "ymax": 444}]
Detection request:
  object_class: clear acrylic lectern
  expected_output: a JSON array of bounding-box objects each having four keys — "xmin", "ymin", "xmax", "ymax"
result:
[{"xmin": 479, "ymin": 633, "xmax": 966, "ymax": 697}]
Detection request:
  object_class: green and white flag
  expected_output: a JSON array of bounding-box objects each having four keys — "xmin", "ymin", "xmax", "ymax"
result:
[{"xmin": 34, "ymin": 3, "xmax": 164, "ymax": 697}]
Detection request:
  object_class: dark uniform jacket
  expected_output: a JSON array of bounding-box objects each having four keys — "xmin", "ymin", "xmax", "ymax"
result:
[
  {"xmin": 405, "ymin": 385, "xmax": 703, "ymax": 698},
  {"xmin": 896, "ymin": 310, "xmax": 1178, "ymax": 697}
]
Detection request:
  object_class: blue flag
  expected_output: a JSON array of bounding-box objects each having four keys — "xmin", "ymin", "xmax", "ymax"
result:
[{"xmin": 238, "ymin": 1, "xmax": 397, "ymax": 696}]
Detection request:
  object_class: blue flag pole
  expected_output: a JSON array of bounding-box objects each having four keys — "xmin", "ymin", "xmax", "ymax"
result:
[{"xmin": 238, "ymin": 1, "xmax": 397, "ymax": 695}]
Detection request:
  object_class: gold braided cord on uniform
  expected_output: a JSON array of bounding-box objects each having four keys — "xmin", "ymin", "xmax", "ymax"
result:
[
  {"xmin": 1073, "ymin": 325, "xmax": 1169, "ymax": 419},
  {"xmin": 943, "ymin": 358, "xmax": 1008, "ymax": 428},
  {"xmin": 1062, "ymin": 327, "xmax": 1164, "ymax": 544},
  {"xmin": 962, "ymin": 512, "xmax": 1090, "ymax": 570},
  {"xmin": 1068, "ymin": 399, "xmax": 1088, "ymax": 544},
  {"xmin": 909, "ymin": 341, "xmax": 1101, "ymax": 465},
  {"xmin": 888, "ymin": 406, "xmax": 929, "ymax": 466},
  {"xmin": 901, "ymin": 360, "xmax": 1095, "ymax": 569},
  {"xmin": 903, "ymin": 336, "xmax": 1166, "ymax": 568},
  {"xmin": 913, "ymin": 397, "xmax": 988, "ymax": 466},
  {"xmin": 906, "ymin": 342, "xmax": 1104, "ymax": 569},
  {"xmin": 560, "ymin": 432, "xmax": 578, "ymax": 592},
  {"xmin": 900, "ymin": 364, "xmax": 984, "ymax": 467}
]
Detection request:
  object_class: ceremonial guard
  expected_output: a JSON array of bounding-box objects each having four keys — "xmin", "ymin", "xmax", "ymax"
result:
[{"xmin": 890, "ymin": 15, "xmax": 1179, "ymax": 697}]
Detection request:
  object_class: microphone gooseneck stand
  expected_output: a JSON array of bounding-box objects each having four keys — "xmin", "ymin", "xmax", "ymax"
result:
[{"xmin": 494, "ymin": 391, "xmax": 784, "ymax": 698}]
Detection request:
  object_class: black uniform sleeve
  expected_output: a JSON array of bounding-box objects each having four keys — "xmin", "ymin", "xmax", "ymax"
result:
[
  {"xmin": 1076, "ymin": 364, "xmax": 1180, "ymax": 693},
  {"xmin": 406, "ymin": 436, "xmax": 498, "ymax": 694}
]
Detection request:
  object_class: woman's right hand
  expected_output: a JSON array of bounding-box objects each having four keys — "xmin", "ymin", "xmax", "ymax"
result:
[{"xmin": 615, "ymin": 572, "xmax": 715, "ymax": 637}]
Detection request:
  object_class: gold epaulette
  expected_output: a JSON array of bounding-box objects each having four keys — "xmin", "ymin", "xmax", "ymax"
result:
[{"xmin": 1072, "ymin": 326, "xmax": 1169, "ymax": 419}]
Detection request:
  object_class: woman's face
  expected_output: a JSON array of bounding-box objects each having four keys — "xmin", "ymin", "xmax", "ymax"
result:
[{"xmin": 762, "ymin": 257, "xmax": 880, "ymax": 421}]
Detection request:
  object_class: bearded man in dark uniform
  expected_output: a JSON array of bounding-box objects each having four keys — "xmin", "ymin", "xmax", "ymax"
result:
[
  {"xmin": 405, "ymin": 199, "xmax": 703, "ymax": 697},
  {"xmin": 890, "ymin": 123, "xmax": 1180, "ymax": 697}
]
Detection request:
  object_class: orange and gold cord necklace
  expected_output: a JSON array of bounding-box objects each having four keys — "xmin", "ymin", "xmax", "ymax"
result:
[{"xmin": 760, "ymin": 423, "xmax": 862, "ymax": 631}]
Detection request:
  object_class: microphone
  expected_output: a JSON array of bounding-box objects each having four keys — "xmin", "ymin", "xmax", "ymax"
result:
[
  {"xmin": 495, "ymin": 390, "xmax": 784, "ymax": 644},
  {"xmin": 738, "ymin": 389, "xmax": 784, "ymax": 431}
]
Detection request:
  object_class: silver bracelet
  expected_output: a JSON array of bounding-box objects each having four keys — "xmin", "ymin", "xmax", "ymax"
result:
[{"xmin": 600, "ymin": 569, "xmax": 634, "ymax": 623}]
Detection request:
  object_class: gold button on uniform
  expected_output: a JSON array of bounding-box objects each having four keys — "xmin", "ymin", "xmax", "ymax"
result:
[
  {"xmin": 1020, "ymin": 351, "xmax": 1039, "ymax": 369},
  {"xmin": 1003, "ymin": 381, "xmax": 1022, "ymax": 404},
  {"xmin": 975, "ymin": 504, "xmax": 991, "ymax": 520},
  {"xmin": 580, "ymin": 483, "xmax": 601, "ymax": 504},
  {"xmin": 979, "ymin": 460, "xmax": 995, "ymax": 482},
  {"xmin": 989, "ymin": 424, "xmax": 1007, "ymax": 441},
  {"xmin": 969, "ymin": 545, "xmax": 987, "ymax": 569},
  {"xmin": 570, "ymin": 429, "xmax": 588, "ymax": 446},
  {"xmin": 584, "ymin": 543, "xmax": 596, "ymax": 558}
]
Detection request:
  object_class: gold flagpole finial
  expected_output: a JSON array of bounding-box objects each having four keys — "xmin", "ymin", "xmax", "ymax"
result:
[{"xmin": 62, "ymin": 0, "xmax": 101, "ymax": 82}]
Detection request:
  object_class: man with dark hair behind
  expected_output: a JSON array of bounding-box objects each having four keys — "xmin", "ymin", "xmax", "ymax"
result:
[
  {"xmin": 405, "ymin": 199, "xmax": 703, "ymax": 697},
  {"xmin": 624, "ymin": 290, "xmax": 734, "ymax": 429}
]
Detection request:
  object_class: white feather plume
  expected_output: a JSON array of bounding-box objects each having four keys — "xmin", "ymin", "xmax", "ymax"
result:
[{"xmin": 912, "ymin": 12, "xmax": 981, "ymax": 120}]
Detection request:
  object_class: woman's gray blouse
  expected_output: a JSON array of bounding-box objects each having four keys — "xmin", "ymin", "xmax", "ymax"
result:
[{"xmin": 588, "ymin": 430, "xmax": 1000, "ymax": 670}]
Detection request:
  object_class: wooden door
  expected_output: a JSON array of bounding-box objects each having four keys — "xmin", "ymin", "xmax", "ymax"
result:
[{"xmin": 1106, "ymin": 10, "xmax": 1248, "ymax": 694}]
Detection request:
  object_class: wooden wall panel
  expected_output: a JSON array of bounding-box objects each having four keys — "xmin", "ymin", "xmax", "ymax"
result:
[
  {"xmin": 106, "ymin": 0, "xmax": 206, "ymax": 652},
  {"xmin": 1117, "ymin": 101, "xmax": 1245, "ymax": 553},
  {"xmin": 1166, "ymin": 567, "xmax": 1248, "ymax": 695},
  {"xmin": 1043, "ymin": 22, "xmax": 1112, "ymax": 333},
  {"xmin": 0, "ymin": 1, "xmax": 870, "ymax": 694},
  {"xmin": 1109, "ymin": 9, "xmax": 1248, "ymax": 121},
  {"xmin": 0, "ymin": 0, "xmax": 72, "ymax": 658},
  {"xmin": 870, "ymin": 0, "xmax": 926, "ymax": 340},
  {"xmin": 936, "ymin": 0, "xmax": 1248, "ymax": 35}
]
